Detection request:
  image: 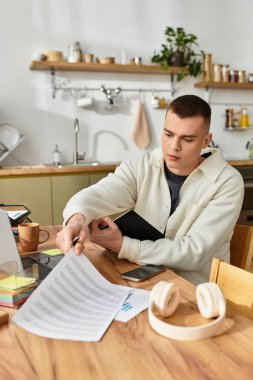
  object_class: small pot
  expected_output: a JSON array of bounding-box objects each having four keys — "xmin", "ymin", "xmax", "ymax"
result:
[{"xmin": 168, "ymin": 50, "xmax": 185, "ymax": 66}]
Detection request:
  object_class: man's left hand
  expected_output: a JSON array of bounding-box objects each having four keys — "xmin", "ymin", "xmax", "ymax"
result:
[{"xmin": 89, "ymin": 216, "xmax": 123, "ymax": 253}]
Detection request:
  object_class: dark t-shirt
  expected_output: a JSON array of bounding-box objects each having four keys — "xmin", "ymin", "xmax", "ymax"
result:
[
  {"xmin": 164, "ymin": 165, "xmax": 188, "ymax": 215},
  {"xmin": 164, "ymin": 153, "xmax": 212, "ymax": 215}
]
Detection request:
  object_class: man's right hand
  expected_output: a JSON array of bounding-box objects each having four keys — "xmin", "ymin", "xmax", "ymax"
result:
[{"xmin": 56, "ymin": 213, "xmax": 89, "ymax": 255}]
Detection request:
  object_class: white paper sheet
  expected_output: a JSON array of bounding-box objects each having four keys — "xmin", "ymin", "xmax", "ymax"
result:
[
  {"xmin": 115, "ymin": 287, "xmax": 150, "ymax": 322},
  {"xmin": 12, "ymin": 250, "xmax": 129, "ymax": 342}
]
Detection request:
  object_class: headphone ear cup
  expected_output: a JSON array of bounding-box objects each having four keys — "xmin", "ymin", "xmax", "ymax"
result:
[
  {"xmin": 149, "ymin": 281, "xmax": 179, "ymax": 317},
  {"xmin": 196, "ymin": 282, "xmax": 225, "ymax": 318}
]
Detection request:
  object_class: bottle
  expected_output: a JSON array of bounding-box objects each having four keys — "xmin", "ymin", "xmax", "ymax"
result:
[
  {"xmin": 73, "ymin": 41, "xmax": 82, "ymax": 62},
  {"xmin": 227, "ymin": 108, "xmax": 234, "ymax": 129},
  {"xmin": 52, "ymin": 145, "xmax": 61, "ymax": 166},
  {"xmin": 240, "ymin": 108, "xmax": 250, "ymax": 129},
  {"xmin": 203, "ymin": 54, "xmax": 212, "ymax": 81}
]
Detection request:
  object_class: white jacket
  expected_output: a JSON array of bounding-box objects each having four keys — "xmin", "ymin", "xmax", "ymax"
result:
[{"xmin": 63, "ymin": 148, "xmax": 244, "ymax": 284}]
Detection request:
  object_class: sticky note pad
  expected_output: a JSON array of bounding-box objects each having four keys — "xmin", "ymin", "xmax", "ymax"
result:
[
  {"xmin": 0, "ymin": 276, "xmax": 36, "ymax": 290},
  {"xmin": 42, "ymin": 248, "xmax": 63, "ymax": 256}
]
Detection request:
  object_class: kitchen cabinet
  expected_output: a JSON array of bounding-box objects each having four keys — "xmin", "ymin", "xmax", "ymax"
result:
[
  {"xmin": 0, "ymin": 176, "xmax": 52, "ymax": 225},
  {"xmin": 51, "ymin": 174, "xmax": 90, "ymax": 225},
  {"xmin": 0, "ymin": 170, "xmax": 113, "ymax": 226},
  {"xmin": 52, "ymin": 172, "xmax": 111, "ymax": 224}
]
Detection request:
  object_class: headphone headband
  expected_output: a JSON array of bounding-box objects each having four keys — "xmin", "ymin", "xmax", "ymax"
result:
[{"xmin": 148, "ymin": 281, "xmax": 226, "ymax": 341}]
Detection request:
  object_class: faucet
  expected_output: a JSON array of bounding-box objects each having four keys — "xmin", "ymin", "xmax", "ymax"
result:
[{"xmin": 73, "ymin": 118, "xmax": 85, "ymax": 165}]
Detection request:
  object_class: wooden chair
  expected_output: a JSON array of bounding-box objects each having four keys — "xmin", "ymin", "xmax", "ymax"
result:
[
  {"xmin": 230, "ymin": 224, "xmax": 253, "ymax": 271},
  {"xmin": 209, "ymin": 258, "xmax": 253, "ymax": 320}
]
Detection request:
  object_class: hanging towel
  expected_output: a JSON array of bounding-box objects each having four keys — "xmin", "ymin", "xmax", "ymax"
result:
[{"xmin": 131, "ymin": 98, "xmax": 151, "ymax": 149}]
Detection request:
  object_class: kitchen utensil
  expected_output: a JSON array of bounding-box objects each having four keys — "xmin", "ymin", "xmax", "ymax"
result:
[{"xmin": 246, "ymin": 139, "xmax": 253, "ymax": 160}]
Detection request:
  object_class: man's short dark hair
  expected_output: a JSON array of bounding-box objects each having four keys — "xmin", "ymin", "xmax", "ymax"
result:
[{"xmin": 168, "ymin": 95, "xmax": 211, "ymax": 126}]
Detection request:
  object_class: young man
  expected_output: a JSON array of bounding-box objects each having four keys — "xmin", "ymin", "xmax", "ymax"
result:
[{"xmin": 56, "ymin": 95, "xmax": 244, "ymax": 284}]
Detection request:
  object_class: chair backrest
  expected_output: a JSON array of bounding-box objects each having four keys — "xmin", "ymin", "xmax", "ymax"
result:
[
  {"xmin": 209, "ymin": 258, "xmax": 253, "ymax": 320},
  {"xmin": 230, "ymin": 224, "xmax": 253, "ymax": 271}
]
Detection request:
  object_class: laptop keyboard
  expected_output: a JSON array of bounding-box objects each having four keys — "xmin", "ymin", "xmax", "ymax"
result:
[{"xmin": 21, "ymin": 256, "xmax": 52, "ymax": 283}]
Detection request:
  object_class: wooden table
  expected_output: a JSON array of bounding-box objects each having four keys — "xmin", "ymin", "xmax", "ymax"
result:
[{"xmin": 1, "ymin": 226, "xmax": 253, "ymax": 380}]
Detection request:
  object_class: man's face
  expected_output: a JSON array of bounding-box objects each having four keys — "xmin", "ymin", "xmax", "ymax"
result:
[{"xmin": 162, "ymin": 110, "xmax": 212, "ymax": 175}]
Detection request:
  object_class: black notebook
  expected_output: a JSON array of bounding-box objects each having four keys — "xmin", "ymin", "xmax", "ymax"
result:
[{"xmin": 113, "ymin": 210, "xmax": 164, "ymax": 241}]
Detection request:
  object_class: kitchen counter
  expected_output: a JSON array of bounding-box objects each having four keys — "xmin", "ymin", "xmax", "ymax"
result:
[
  {"xmin": 0, "ymin": 162, "xmax": 120, "ymax": 177},
  {"xmin": 227, "ymin": 160, "xmax": 253, "ymax": 166},
  {"xmin": 0, "ymin": 160, "xmax": 252, "ymax": 178}
]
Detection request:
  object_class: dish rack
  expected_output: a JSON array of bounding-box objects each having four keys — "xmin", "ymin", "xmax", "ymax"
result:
[{"xmin": 0, "ymin": 135, "xmax": 26, "ymax": 163}]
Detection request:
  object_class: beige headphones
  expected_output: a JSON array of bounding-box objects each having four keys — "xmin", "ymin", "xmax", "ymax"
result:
[{"xmin": 148, "ymin": 281, "xmax": 226, "ymax": 341}]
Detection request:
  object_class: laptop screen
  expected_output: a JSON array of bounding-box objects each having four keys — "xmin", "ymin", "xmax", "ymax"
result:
[{"xmin": 0, "ymin": 209, "xmax": 23, "ymax": 273}]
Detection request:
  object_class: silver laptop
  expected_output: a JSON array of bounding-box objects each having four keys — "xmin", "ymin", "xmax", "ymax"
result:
[
  {"xmin": 0, "ymin": 209, "xmax": 60, "ymax": 281},
  {"xmin": 0, "ymin": 209, "xmax": 23, "ymax": 272}
]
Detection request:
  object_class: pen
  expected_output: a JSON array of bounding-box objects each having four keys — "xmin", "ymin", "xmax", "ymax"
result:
[{"xmin": 72, "ymin": 236, "xmax": 80, "ymax": 246}]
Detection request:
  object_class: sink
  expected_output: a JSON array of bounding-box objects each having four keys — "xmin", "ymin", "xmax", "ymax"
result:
[{"xmin": 43, "ymin": 161, "xmax": 119, "ymax": 168}]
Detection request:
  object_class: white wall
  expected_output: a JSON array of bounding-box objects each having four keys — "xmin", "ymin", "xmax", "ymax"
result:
[{"xmin": 1, "ymin": 0, "xmax": 253, "ymax": 166}]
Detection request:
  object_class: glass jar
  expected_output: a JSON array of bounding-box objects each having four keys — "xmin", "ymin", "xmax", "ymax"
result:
[
  {"xmin": 238, "ymin": 70, "xmax": 246, "ymax": 83},
  {"xmin": 221, "ymin": 65, "xmax": 230, "ymax": 82},
  {"xmin": 248, "ymin": 73, "xmax": 253, "ymax": 83},
  {"xmin": 213, "ymin": 64, "xmax": 222, "ymax": 82},
  {"xmin": 229, "ymin": 70, "xmax": 239, "ymax": 82},
  {"xmin": 151, "ymin": 96, "xmax": 159, "ymax": 109}
]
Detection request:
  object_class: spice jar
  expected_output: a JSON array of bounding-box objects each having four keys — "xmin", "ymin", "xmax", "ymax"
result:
[
  {"xmin": 213, "ymin": 64, "xmax": 222, "ymax": 82},
  {"xmin": 159, "ymin": 98, "xmax": 167, "ymax": 108},
  {"xmin": 151, "ymin": 96, "xmax": 159, "ymax": 109}
]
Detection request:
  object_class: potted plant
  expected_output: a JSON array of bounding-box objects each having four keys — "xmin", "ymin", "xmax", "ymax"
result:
[{"xmin": 152, "ymin": 26, "xmax": 204, "ymax": 81}]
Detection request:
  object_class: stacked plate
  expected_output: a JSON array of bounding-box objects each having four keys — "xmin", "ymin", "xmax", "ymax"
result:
[{"xmin": 0, "ymin": 124, "xmax": 25, "ymax": 162}]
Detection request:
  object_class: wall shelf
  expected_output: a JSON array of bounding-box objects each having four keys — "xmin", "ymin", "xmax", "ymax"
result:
[
  {"xmin": 194, "ymin": 81, "xmax": 253, "ymax": 103},
  {"xmin": 30, "ymin": 61, "xmax": 187, "ymax": 99},
  {"xmin": 30, "ymin": 61, "xmax": 187, "ymax": 75},
  {"xmin": 223, "ymin": 127, "xmax": 253, "ymax": 132},
  {"xmin": 195, "ymin": 81, "xmax": 253, "ymax": 90}
]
